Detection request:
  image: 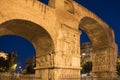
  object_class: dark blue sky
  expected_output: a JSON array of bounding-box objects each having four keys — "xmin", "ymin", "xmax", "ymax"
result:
[
  {"xmin": 0, "ymin": 35, "xmax": 35, "ymax": 69},
  {"xmin": 0, "ymin": 0, "xmax": 120, "ymax": 68}
]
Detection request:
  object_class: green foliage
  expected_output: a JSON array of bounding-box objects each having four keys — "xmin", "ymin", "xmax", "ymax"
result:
[
  {"xmin": 7, "ymin": 52, "xmax": 17, "ymax": 68},
  {"xmin": 81, "ymin": 60, "xmax": 92, "ymax": 74},
  {"xmin": 0, "ymin": 57, "xmax": 9, "ymax": 72},
  {"xmin": 0, "ymin": 52, "xmax": 18, "ymax": 73},
  {"xmin": 117, "ymin": 58, "xmax": 120, "ymax": 75}
]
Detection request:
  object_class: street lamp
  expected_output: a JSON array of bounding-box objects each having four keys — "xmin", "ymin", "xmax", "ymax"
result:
[
  {"xmin": 82, "ymin": 53, "xmax": 86, "ymax": 56},
  {"xmin": 81, "ymin": 53, "xmax": 86, "ymax": 62}
]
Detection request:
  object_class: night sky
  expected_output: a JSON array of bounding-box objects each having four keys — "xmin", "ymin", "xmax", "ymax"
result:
[
  {"xmin": 0, "ymin": 0, "xmax": 120, "ymax": 69},
  {"xmin": 0, "ymin": 35, "xmax": 35, "ymax": 69}
]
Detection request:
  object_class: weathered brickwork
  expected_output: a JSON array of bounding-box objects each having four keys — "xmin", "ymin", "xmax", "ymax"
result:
[{"xmin": 0, "ymin": 0, "xmax": 117, "ymax": 80}]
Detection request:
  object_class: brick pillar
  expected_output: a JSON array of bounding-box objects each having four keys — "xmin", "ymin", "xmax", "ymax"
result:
[{"xmin": 92, "ymin": 45, "xmax": 117, "ymax": 79}]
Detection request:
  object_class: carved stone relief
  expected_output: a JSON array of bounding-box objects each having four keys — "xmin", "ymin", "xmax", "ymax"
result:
[
  {"xmin": 48, "ymin": 69, "xmax": 54, "ymax": 80},
  {"xmin": 54, "ymin": 54, "xmax": 72, "ymax": 66},
  {"xmin": 55, "ymin": 69, "xmax": 80, "ymax": 79},
  {"xmin": 57, "ymin": 24, "xmax": 80, "ymax": 56},
  {"xmin": 36, "ymin": 54, "xmax": 53, "ymax": 68},
  {"xmin": 92, "ymin": 48, "xmax": 115, "ymax": 72}
]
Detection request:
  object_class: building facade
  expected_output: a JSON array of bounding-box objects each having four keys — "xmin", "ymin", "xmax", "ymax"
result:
[{"xmin": 81, "ymin": 42, "xmax": 92, "ymax": 61}]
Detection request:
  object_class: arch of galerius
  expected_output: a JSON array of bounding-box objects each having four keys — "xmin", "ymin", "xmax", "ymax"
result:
[{"xmin": 0, "ymin": 0, "xmax": 117, "ymax": 80}]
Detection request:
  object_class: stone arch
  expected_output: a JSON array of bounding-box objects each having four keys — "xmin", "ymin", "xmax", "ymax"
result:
[
  {"xmin": 0, "ymin": 0, "xmax": 118, "ymax": 79},
  {"xmin": 0, "ymin": 19, "xmax": 55, "ymax": 75},
  {"xmin": 79, "ymin": 17, "xmax": 109, "ymax": 49},
  {"xmin": 0, "ymin": 19, "xmax": 55, "ymax": 56},
  {"xmin": 79, "ymin": 17, "xmax": 117, "ymax": 77}
]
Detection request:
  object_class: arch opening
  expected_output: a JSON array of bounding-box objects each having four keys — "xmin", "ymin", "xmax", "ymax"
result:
[
  {"xmin": 0, "ymin": 19, "xmax": 55, "ymax": 57},
  {"xmin": 80, "ymin": 30, "xmax": 92, "ymax": 75},
  {"xmin": 79, "ymin": 17, "xmax": 109, "ymax": 50},
  {"xmin": 0, "ymin": 19, "xmax": 55, "ymax": 74},
  {"xmin": 79, "ymin": 17, "xmax": 116, "ymax": 78},
  {"xmin": 0, "ymin": 35, "xmax": 36, "ymax": 74}
]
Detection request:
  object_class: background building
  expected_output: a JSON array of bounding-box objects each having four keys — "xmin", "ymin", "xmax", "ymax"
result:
[
  {"xmin": 26, "ymin": 56, "xmax": 35, "ymax": 68},
  {"xmin": 81, "ymin": 42, "xmax": 92, "ymax": 61},
  {"xmin": 25, "ymin": 55, "xmax": 35, "ymax": 74}
]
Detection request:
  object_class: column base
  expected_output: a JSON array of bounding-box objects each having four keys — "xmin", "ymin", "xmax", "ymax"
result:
[
  {"xmin": 92, "ymin": 71, "xmax": 117, "ymax": 80},
  {"xmin": 35, "ymin": 67, "xmax": 81, "ymax": 80},
  {"xmin": 54, "ymin": 68, "xmax": 81, "ymax": 80}
]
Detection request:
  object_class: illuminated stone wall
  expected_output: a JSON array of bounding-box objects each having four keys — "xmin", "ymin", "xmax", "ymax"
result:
[{"xmin": 0, "ymin": 0, "xmax": 117, "ymax": 80}]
